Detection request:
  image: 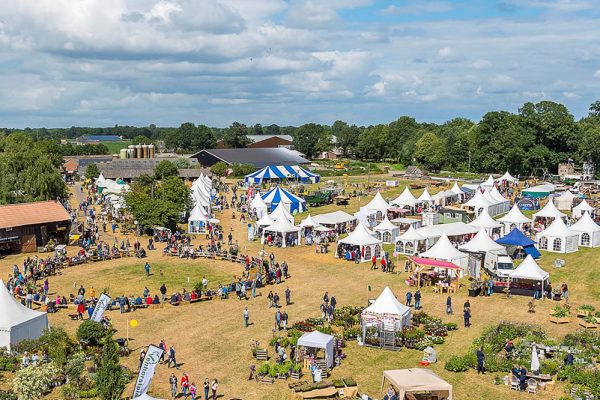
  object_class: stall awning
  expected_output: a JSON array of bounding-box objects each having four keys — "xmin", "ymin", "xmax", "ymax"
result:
[{"xmin": 409, "ymin": 257, "xmax": 461, "ymax": 270}]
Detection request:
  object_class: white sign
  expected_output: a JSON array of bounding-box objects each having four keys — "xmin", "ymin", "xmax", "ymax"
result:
[
  {"xmin": 90, "ymin": 294, "xmax": 111, "ymax": 322},
  {"xmin": 132, "ymin": 344, "xmax": 163, "ymax": 398},
  {"xmin": 385, "ymin": 180, "xmax": 398, "ymax": 187}
]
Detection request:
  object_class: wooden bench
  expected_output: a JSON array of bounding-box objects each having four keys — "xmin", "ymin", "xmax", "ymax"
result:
[
  {"xmin": 255, "ymin": 349, "xmax": 269, "ymax": 361},
  {"xmin": 169, "ymin": 301, "xmax": 180, "ymax": 306},
  {"xmin": 134, "ymin": 303, "xmax": 150, "ymax": 309},
  {"xmin": 189, "ymin": 298, "xmax": 202, "ymax": 304},
  {"xmin": 56, "ymin": 304, "xmax": 69, "ymax": 309}
]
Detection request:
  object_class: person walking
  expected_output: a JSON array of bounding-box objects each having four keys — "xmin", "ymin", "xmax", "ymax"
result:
[
  {"xmin": 251, "ymin": 279, "xmax": 257, "ymax": 298},
  {"xmin": 463, "ymin": 307, "xmax": 471, "ymax": 328},
  {"xmin": 446, "ymin": 296, "xmax": 453, "ymax": 314},
  {"xmin": 275, "ymin": 309, "xmax": 281, "ymax": 330},
  {"xmin": 285, "ymin": 287, "xmax": 291, "ymax": 305},
  {"xmin": 159, "ymin": 339, "xmax": 167, "ymax": 363},
  {"xmin": 189, "ymin": 382, "xmax": 197, "ymax": 400},
  {"xmin": 144, "ymin": 262, "xmax": 151, "ymax": 276},
  {"xmin": 243, "ymin": 307, "xmax": 249, "ymax": 328},
  {"xmin": 476, "ymin": 348, "xmax": 485, "ymax": 374},
  {"xmin": 168, "ymin": 345, "xmax": 177, "ymax": 368},
  {"xmin": 414, "ymin": 290, "xmax": 421, "ymax": 310},
  {"xmin": 169, "ymin": 373, "xmax": 178, "ymax": 400},
  {"xmin": 371, "ymin": 254, "xmax": 377, "ymax": 270},
  {"xmin": 160, "ymin": 284, "xmax": 167, "ymax": 302},
  {"xmin": 406, "ymin": 291, "xmax": 412, "ymax": 307},
  {"xmin": 203, "ymin": 378, "xmax": 210, "ymax": 400},
  {"xmin": 282, "ymin": 310, "xmax": 288, "ymax": 330},
  {"xmin": 211, "ymin": 379, "xmax": 218, "ymax": 400}
]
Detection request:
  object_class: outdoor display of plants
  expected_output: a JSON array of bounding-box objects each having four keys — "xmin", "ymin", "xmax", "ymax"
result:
[
  {"xmin": 551, "ymin": 305, "xmax": 570, "ymax": 318},
  {"xmin": 332, "ymin": 306, "xmax": 363, "ymax": 328},
  {"xmin": 257, "ymin": 361, "xmax": 302, "ymax": 379}
]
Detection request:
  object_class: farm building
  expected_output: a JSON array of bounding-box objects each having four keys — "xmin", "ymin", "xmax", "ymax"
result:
[{"xmin": 190, "ymin": 148, "xmax": 310, "ymax": 168}]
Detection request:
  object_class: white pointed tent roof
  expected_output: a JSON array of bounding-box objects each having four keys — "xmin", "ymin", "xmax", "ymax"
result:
[
  {"xmin": 509, "ymin": 255, "xmax": 549, "ymax": 281},
  {"xmin": 391, "ymin": 187, "xmax": 418, "ymax": 207},
  {"xmin": 417, "ymin": 188, "xmax": 433, "ymax": 202},
  {"xmin": 419, "ymin": 234, "xmax": 467, "ymax": 261},
  {"xmin": 0, "ymin": 279, "xmax": 48, "ymax": 331},
  {"xmin": 496, "ymin": 171, "xmax": 518, "ymax": 182},
  {"xmin": 533, "ymin": 199, "xmax": 566, "ymax": 219},
  {"xmin": 450, "ymin": 182, "xmax": 463, "ymax": 196},
  {"xmin": 482, "ymin": 189, "xmax": 499, "ymax": 205},
  {"xmin": 338, "ymin": 222, "xmax": 382, "ymax": 246},
  {"xmin": 498, "ymin": 204, "xmax": 532, "ymax": 224},
  {"xmin": 463, "ymin": 190, "xmax": 493, "ymax": 208},
  {"xmin": 363, "ymin": 287, "xmax": 411, "ymax": 317},
  {"xmin": 570, "ymin": 212, "xmax": 600, "ymax": 233},
  {"xmin": 396, "ymin": 226, "xmax": 425, "ymax": 242},
  {"xmin": 374, "ymin": 215, "xmax": 398, "ymax": 232},
  {"xmin": 96, "ymin": 173, "xmax": 107, "ymax": 186},
  {"xmin": 365, "ymin": 191, "xmax": 390, "ymax": 212},
  {"xmin": 265, "ymin": 214, "xmax": 301, "ymax": 233},
  {"xmin": 250, "ymin": 194, "xmax": 268, "ymax": 210},
  {"xmin": 538, "ymin": 216, "xmax": 576, "ymax": 237},
  {"xmin": 132, "ymin": 393, "xmax": 166, "ymax": 400},
  {"xmin": 469, "ymin": 208, "xmax": 502, "ymax": 229},
  {"xmin": 269, "ymin": 203, "xmax": 294, "ymax": 223},
  {"xmin": 255, "ymin": 213, "xmax": 275, "ymax": 227},
  {"xmin": 299, "ymin": 214, "xmax": 319, "ymax": 228},
  {"xmin": 459, "ymin": 228, "xmax": 506, "ymax": 253},
  {"xmin": 482, "ymin": 175, "xmax": 495, "ymax": 187},
  {"xmin": 489, "ymin": 187, "xmax": 509, "ymax": 203},
  {"xmin": 188, "ymin": 204, "xmax": 208, "ymax": 222},
  {"xmin": 573, "ymin": 199, "xmax": 594, "ymax": 213}
]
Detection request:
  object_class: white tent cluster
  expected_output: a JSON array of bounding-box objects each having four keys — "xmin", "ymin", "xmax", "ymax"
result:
[
  {"xmin": 497, "ymin": 204, "xmax": 532, "ymax": 236},
  {"xmin": 419, "ymin": 234, "xmax": 468, "ymax": 270},
  {"xmin": 188, "ymin": 173, "xmax": 218, "ymax": 234},
  {"xmin": 570, "ymin": 212, "xmax": 600, "ymax": 248},
  {"xmin": 355, "ymin": 191, "xmax": 391, "ymax": 227},
  {"xmin": 96, "ymin": 173, "xmax": 130, "ymax": 215},
  {"xmin": 536, "ymin": 216, "xmax": 579, "ymax": 253},
  {"xmin": 463, "ymin": 189, "xmax": 507, "ymax": 217},
  {"xmin": 337, "ymin": 222, "xmax": 383, "ymax": 262}
]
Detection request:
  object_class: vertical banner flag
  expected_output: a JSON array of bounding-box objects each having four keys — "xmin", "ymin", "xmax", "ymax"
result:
[
  {"xmin": 90, "ymin": 293, "xmax": 111, "ymax": 322},
  {"xmin": 132, "ymin": 344, "xmax": 163, "ymax": 398}
]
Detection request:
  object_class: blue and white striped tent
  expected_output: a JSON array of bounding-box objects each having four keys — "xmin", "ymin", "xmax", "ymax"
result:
[
  {"xmin": 290, "ymin": 165, "xmax": 320, "ymax": 183},
  {"xmin": 245, "ymin": 165, "xmax": 320, "ymax": 184},
  {"xmin": 261, "ymin": 186, "xmax": 307, "ymax": 213}
]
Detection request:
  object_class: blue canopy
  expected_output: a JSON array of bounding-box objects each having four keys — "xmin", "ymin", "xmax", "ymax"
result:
[
  {"xmin": 496, "ymin": 228, "xmax": 541, "ymax": 259},
  {"xmin": 245, "ymin": 165, "xmax": 320, "ymax": 184},
  {"xmin": 261, "ymin": 186, "xmax": 306, "ymax": 213},
  {"xmin": 245, "ymin": 166, "xmax": 287, "ymax": 184}
]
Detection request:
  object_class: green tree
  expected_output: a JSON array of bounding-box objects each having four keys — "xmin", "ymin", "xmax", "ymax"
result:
[
  {"xmin": 95, "ymin": 334, "xmax": 126, "ymax": 400},
  {"xmin": 414, "ymin": 132, "xmax": 447, "ymax": 171},
  {"xmin": 231, "ymin": 163, "xmax": 257, "ymax": 177},
  {"xmin": 386, "ymin": 116, "xmax": 421, "ymax": 162},
  {"xmin": 210, "ymin": 161, "xmax": 229, "ymax": 181},
  {"xmin": 355, "ymin": 125, "xmax": 388, "ymax": 160},
  {"xmin": 153, "ymin": 160, "xmax": 178, "ymax": 179},
  {"xmin": 332, "ymin": 120, "xmax": 361, "ymax": 156},
  {"xmin": 589, "ymin": 101, "xmax": 600, "ymax": 117},
  {"xmin": 76, "ymin": 320, "xmax": 106, "ymax": 346},
  {"xmin": 293, "ymin": 123, "xmax": 325, "ymax": 159},
  {"xmin": 165, "ymin": 123, "xmax": 216, "ymax": 153},
  {"xmin": 85, "ymin": 163, "xmax": 100, "ymax": 180},
  {"xmin": 222, "ymin": 122, "xmax": 251, "ymax": 148},
  {"xmin": 132, "ymin": 135, "xmax": 153, "ymax": 145}
]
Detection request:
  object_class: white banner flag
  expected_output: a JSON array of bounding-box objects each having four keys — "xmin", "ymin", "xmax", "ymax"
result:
[
  {"xmin": 90, "ymin": 293, "xmax": 111, "ymax": 322},
  {"xmin": 132, "ymin": 344, "xmax": 163, "ymax": 398}
]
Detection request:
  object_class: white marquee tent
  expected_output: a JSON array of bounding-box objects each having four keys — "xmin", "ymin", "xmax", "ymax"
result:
[
  {"xmin": 0, "ymin": 280, "xmax": 49, "ymax": 351},
  {"xmin": 536, "ymin": 217, "xmax": 579, "ymax": 253},
  {"xmin": 496, "ymin": 171, "xmax": 518, "ymax": 183},
  {"xmin": 533, "ymin": 199, "xmax": 566, "ymax": 221},
  {"xmin": 373, "ymin": 215, "xmax": 400, "ymax": 244},
  {"xmin": 489, "ymin": 187, "xmax": 511, "ymax": 213},
  {"xmin": 250, "ymin": 194, "xmax": 269, "ymax": 219},
  {"xmin": 390, "ymin": 187, "xmax": 418, "ymax": 209},
  {"xmin": 508, "ymin": 255, "xmax": 549, "ymax": 284},
  {"xmin": 394, "ymin": 226, "xmax": 425, "ymax": 255},
  {"xmin": 481, "ymin": 175, "xmax": 496, "ymax": 188},
  {"xmin": 297, "ymin": 331, "xmax": 335, "ymax": 368},
  {"xmin": 416, "ymin": 222, "xmax": 479, "ymax": 248},
  {"xmin": 572, "ymin": 199, "xmax": 595, "ymax": 219},
  {"xmin": 462, "ymin": 190, "xmax": 498, "ymax": 216},
  {"xmin": 417, "ymin": 188, "xmax": 434, "ymax": 205},
  {"xmin": 468, "ymin": 207, "xmax": 502, "ymax": 236},
  {"xmin": 381, "ymin": 369, "xmax": 453, "ymax": 400},
  {"xmin": 554, "ymin": 191, "xmax": 577, "ymax": 211},
  {"xmin": 364, "ymin": 191, "xmax": 391, "ymax": 223},
  {"xmin": 362, "ymin": 287, "xmax": 411, "ymax": 332},
  {"xmin": 459, "ymin": 228, "xmax": 506, "ymax": 254},
  {"xmin": 313, "ymin": 211, "xmax": 356, "ymax": 231},
  {"xmin": 261, "ymin": 214, "xmax": 301, "ymax": 248},
  {"xmin": 337, "ymin": 222, "xmax": 383, "ymax": 262},
  {"xmin": 269, "ymin": 203, "xmax": 294, "ymax": 224},
  {"xmin": 299, "ymin": 214, "xmax": 319, "ymax": 228},
  {"xmin": 419, "ymin": 234, "xmax": 468, "ymax": 270},
  {"xmin": 497, "ymin": 204, "xmax": 532, "ymax": 235},
  {"xmin": 188, "ymin": 204, "xmax": 215, "ymax": 234},
  {"xmin": 255, "ymin": 213, "xmax": 275, "ymax": 228},
  {"xmin": 569, "ymin": 212, "xmax": 600, "ymax": 248}
]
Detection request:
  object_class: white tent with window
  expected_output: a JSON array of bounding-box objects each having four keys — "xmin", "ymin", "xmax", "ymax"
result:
[
  {"xmin": 419, "ymin": 234, "xmax": 468, "ymax": 269},
  {"xmin": 468, "ymin": 208, "xmax": 502, "ymax": 236},
  {"xmin": 497, "ymin": 204, "xmax": 532, "ymax": 236},
  {"xmin": 569, "ymin": 212, "xmax": 600, "ymax": 248},
  {"xmin": 297, "ymin": 331, "xmax": 335, "ymax": 368},
  {"xmin": 337, "ymin": 222, "xmax": 383, "ymax": 262},
  {"xmin": 255, "ymin": 213, "xmax": 275, "ymax": 228},
  {"xmin": 536, "ymin": 217, "xmax": 579, "ymax": 253},
  {"xmin": 462, "ymin": 190, "xmax": 496, "ymax": 216},
  {"xmin": 496, "ymin": 171, "xmax": 518, "ymax": 183},
  {"xmin": 489, "ymin": 187, "xmax": 511, "ymax": 213},
  {"xmin": 572, "ymin": 199, "xmax": 595, "ymax": 219},
  {"xmin": 373, "ymin": 215, "xmax": 400, "ymax": 244},
  {"xmin": 188, "ymin": 204, "xmax": 211, "ymax": 234},
  {"xmin": 250, "ymin": 194, "xmax": 269, "ymax": 218},
  {"xmin": 417, "ymin": 188, "xmax": 434, "ymax": 205},
  {"xmin": 459, "ymin": 228, "xmax": 506, "ymax": 253},
  {"xmin": 364, "ymin": 191, "xmax": 391, "ymax": 223},
  {"xmin": 262, "ymin": 214, "xmax": 301, "ymax": 247},
  {"xmin": 362, "ymin": 287, "xmax": 411, "ymax": 335},
  {"xmin": 394, "ymin": 226, "xmax": 425, "ymax": 255},
  {"xmin": 554, "ymin": 191, "xmax": 577, "ymax": 211},
  {"xmin": 533, "ymin": 199, "xmax": 566, "ymax": 221},
  {"xmin": 390, "ymin": 187, "xmax": 418, "ymax": 209},
  {"xmin": 0, "ymin": 280, "xmax": 49, "ymax": 351}
]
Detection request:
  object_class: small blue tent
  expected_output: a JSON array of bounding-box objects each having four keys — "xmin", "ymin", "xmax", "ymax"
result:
[
  {"xmin": 496, "ymin": 228, "xmax": 541, "ymax": 259},
  {"xmin": 261, "ymin": 186, "xmax": 306, "ymax": 213}
]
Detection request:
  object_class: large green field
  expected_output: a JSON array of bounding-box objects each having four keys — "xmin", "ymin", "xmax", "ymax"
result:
[{"xmin": 102, "ymin": 140, "xmax": 131, "ymax": 154}]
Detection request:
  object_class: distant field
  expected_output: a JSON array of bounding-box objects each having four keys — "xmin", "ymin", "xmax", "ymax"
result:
[{"xmin": 103, "ymin": 140, "xmax": 131, "ymax": 154}]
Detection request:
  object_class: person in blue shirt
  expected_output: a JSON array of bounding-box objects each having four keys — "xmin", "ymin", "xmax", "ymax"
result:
[
  {"xmin": 144, "ymin": 262, "xmax": 151, "ymax": 276},
  {"xmin": 406, "ymin": 291, "xmax": 412, "ymax": 307},
  {"xmin": 87, "ymin": 304, "xmax": 94, "ymax": 319}
]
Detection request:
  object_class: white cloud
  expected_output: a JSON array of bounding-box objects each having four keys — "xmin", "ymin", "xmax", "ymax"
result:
[
  {"xmin": 437, "ymin": 46, "xmax": 464, "ymax": 63},
  {"xmin": 594, "ymin": 70, "xmax": 600, "ymax": 78},
  {"xmin": 381, "ymin": 1, "xmax": 453, "ymax": 15}
]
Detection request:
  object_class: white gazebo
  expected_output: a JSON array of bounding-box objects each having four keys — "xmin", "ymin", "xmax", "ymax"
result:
[
  {"xmin": 508, "ymin": 255, "xmax": 550, "ymax": 294},
  {"xmin": 250, "ymin": 194, "xmax": 269, "ymax": 219},
  {"xmin": 0, "ymin": 280, "xmax": 49, "ymax": 351},
  {"xmin": 419, "ymin": 234, "xmax": 468, "ymax": 270},
  {"xmin": 394, "ymin": 226, "xmax": 425, "ymax": 255},
  {"xmin": 481, "ymin": 175, "xmax": 496, "ymax": 188},
  {"xmin": 497, "ymin": 204, "xmax": 532, "ymax": 236},
  {"xmin": 337, "ymin": 222, "xmax": 383, "ymax": 262},
  {"xmin": 554, "ymin": 191, "xmax": 577, "ymax": 211},
  {"xmin": 188, "ymin": 204, "xmax": 214, "ymax": 234},
  {"xmin": 459, "ymin": 228, "xmax": 506, "ymax": 254},
  {"xmin": 536, "ymin": 217, "xmax": 579, "ymax": 253},
  {"xmin": 533, "ymin": 199, "xmax": 566, "ymax": 222},
  {"xmin": 373, "ymin": 215, "xmax": 400, "ymax": 244},
  {"xmin": 297, "ymin": 331, "xmax": 335, "ymax": 368},
  {"xmin": 262, "ymin": 214, "xmax": 301, "ymax": 247},
  {"xmin": 417, "ymin": 188, "xmax": 434, "ymax": 207},
  {"xmin": 381, "ymin": 369, "xmax": 453, "ymax": 400},
  {"xmin": 496, "ymin": 171, "xmax": 518, "ymax": 183},
  {"xmin": 390, "ymin": 187, "xmax": 418, "ymax": 210},
  {"xmin": 572, "ymin": 199, "xmax": 595, "ymax": 219},
  {"xmin": 450, "ymin": 181, "xmax": 464, "ymax": 198},
  {"xmin": 468, "ymin": 208, "xmax": 502, "ymax": 237},
  {"xmin": 313, "ymin": 211, "xmax": 356, "ymax": 233},
  {"xmin": 569, "ymin": 212, "xmax": 600, "ymax": 248},
  {"xmin": 269, "ymin": 202, "xmax": 294, "ymax": 224},
  {"xmin": 364, "ymin": 191, "xmax": 391, "ymax": 223},
  {"xmin": 489, "ymin": 187, "xmax": 511, "ymax": 214},
  {"xmin": 361, "ymin": 287, "xmax": 411, "ymax": 349},
  {"xmin": 462, "ymin": 190, "xmax": 495, "ymax": 216}
]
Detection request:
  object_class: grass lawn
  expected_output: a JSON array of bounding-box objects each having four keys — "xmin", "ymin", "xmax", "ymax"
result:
[
  {"xmin": 0, "ymin": 177, "xmax": 597, "ymax": 399},
  {"xmin": 103, "ymin": 140, "xmax": 132, "ymax": 154}
]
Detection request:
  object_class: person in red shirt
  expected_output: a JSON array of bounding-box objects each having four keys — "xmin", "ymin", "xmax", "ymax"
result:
[
  {"xmin": 145, "ymin": 296, "xmax": 152, "ymax": 305},
  {"xmin": 77, "ymin": 302, "xmax": 85, "ymax": 320},
  {"xmin": 371, "ymin": 254, "xmax": 377, "ymax": 270},
  {"xmin": 181, "ymin": 373, "xmax": 190, "ymax": 398}
]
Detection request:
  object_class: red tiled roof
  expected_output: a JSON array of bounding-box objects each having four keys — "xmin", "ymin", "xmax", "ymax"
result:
[
  {"xmin": 63, "ymin": 159, "xmax": 79, "ymax": 172},
  {"xmin": 0, "ymin": 201, "xmax": 71, "ymax": 230}
]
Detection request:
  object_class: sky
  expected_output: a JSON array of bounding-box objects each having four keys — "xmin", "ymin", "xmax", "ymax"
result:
[{"xmin": 1, "ymin": 0, "xmax": 599, "ymax": 128}]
